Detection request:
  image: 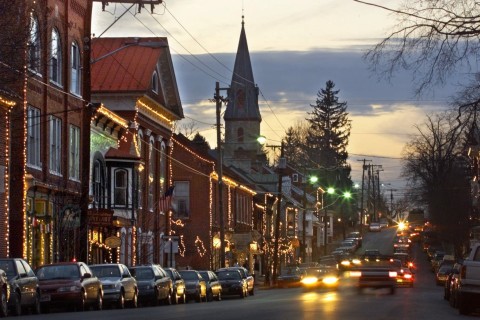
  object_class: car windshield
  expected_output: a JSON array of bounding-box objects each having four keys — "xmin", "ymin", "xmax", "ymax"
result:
[
  {"xmin": 216, "ymin": 271, "xmax": 241, "ymax": 280},
  {"xmin": 130, "ymin": 268, "xmax": 154, "ymax": 280},
  {"xmin": 199, "ymin": 272, "xmax": 209, "ymax": 280},
  {"xmin": 164, "ymin": 269, "xmax": 173, "ymax": 279},
  {"xmin": 36, "ymin": 265, "xmax": 79, "ymax": 280},
  {"xmin": 0, "ymin": 260, "xmax": 15, "ymax": 279},
  {"xmin": 90, "ymin": 265, "xmax": 121, "ymax": 278},
  {"xmin": 179, "ymin": 271, "xmax": 199, "ymax": 280}
]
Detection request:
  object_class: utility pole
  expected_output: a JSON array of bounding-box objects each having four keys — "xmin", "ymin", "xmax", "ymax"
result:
[
  {"xmin": 272, "ymin": 141, "xmax": 285, "ymax": 286},
  {"xmin": 214, "ymin": 82, "xmax": 229, "ymax": 268},
  {"xmin": 357, "ymin": 159, "xmax": 371, "ymax": 234},
  {"xmin": 302, "ymin": 174, "xmax": 307, "ymax": 263}
]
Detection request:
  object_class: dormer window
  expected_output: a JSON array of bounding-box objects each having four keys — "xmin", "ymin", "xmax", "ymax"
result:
[{"xmin": 152, "ymin": 71, "xmax": 159, "ymax": 93}]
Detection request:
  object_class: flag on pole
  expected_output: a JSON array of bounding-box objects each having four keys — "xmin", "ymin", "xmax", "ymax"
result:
[{"xmin": 159, "ymin": 186, "xmax": 175, "ymax": 213}]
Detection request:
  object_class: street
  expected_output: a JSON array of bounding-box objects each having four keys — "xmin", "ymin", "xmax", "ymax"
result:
[{"xmin": 11, "ymin": 227, "xmax": 473, "ymax": 320}]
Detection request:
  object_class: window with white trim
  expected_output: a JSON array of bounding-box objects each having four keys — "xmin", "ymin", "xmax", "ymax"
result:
[
  {"xmin": 69, "ymin": 125, "xmax": 80, "ymax": 180},
  {"xmin": 114, "ymin": 169, "xmax": 128, "ymax": 207},
  {"xmin": 28, "ymin": 16, "xmax": 41, "ymax": 73},
  {"xmin": 49, "ymin": 116, "xmax": 62, "ymax": 174},
  {"xmin": 50, "ymin": 28, "xmax": 62, "ymax": 85},
  {"xmin": 27, "ymin": 106, "xmax": 41, "ymax": 167},
  {"xmin": 70, "ymin": 41, "xmax": 81, "ymax": 95},
  {"xmin": 173, "ymin": 181, "xmax": 189, "ymax": 218}
]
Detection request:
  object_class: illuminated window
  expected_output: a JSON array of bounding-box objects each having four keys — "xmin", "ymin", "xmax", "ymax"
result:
[
  {"xmin": 70, "ymin": 41, "xmax": 81, "ymax": 95},
  {"xmin": 27, "ymin": 106, "xmax": 41, "ymax": 168},
  {"xmin": 49, "ymin": 116, "xmax": 62, "ymax": 175},
  {"xmin": 50, "ymin": 28, "xmax": 62, "ymax": 85}
]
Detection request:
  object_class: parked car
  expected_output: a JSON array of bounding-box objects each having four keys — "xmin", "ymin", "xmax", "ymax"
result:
[
  {"xmin": 444, "ymin": 263, "xmax": 461, "ymax": 302},
  {"xmin": 129, "ymin": 265, "xmax": 172, "ymax": 306},
  {"xmin": 36, "ymin": 262, "xmax": 103, "ymax": 312},
  {"xmin": 0, "ymin": 269, "xmax": 10, "ymax": 317},
  {"xmin": 218, "ymin": 267, "xmax": 254, "ymax": 295},
  {"xmin": 198, "ymin": 270, "xmax": 222, "ymax": 301},
  {"xmin": 436, "ymin": 263, "xmax": 454, "ymax": 286},
  {"xmin": 215, "ymin": 269, "xmax": 248, "ymax": 299},
  {"xmin": 277, "ymin": 266, "xmax": 305, "ymax": 288},
  {"xmin": 164, "ymin": 268, "xmax": 186, "ymax": 304},
  {"xmin": 89, "ymin": 263, "xmax": 138, "ymax": 309},
  {"xmin": 0, "ymin": 258, "xmax": 40, "ymax": 315},
  {"xmin": 178, "ymin": 270, "xmax": 207, "ymax": 302},
  {"xmin": 347, "ymin": 231, "xmax": 363, "ymax": 247}
]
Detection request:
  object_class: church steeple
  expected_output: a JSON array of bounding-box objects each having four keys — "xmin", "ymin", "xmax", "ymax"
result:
[
  {"xmin": 224, "ymin": 16, "xmax": 261, "ymax": 121},
  {"xmin": 223, "ymin": 16, "xmax": 262, "ymax": 171}
]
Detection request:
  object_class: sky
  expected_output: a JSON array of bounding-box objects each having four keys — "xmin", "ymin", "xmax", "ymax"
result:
[{"xmin": 91, "ymin": 0, "xmax": 463, "ymax": 199}]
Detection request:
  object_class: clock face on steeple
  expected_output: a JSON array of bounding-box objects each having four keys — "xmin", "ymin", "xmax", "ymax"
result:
[{"xmin": 236, "ymin": 89, "xmax": 245, "ymax": 109}]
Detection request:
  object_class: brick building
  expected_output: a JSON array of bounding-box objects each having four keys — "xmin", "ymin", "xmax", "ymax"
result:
[{"xmin": 2, "ymin": 0, "xmax": 93, "ymax": 266}]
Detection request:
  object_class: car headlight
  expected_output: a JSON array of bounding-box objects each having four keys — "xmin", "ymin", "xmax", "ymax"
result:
[
  {"xmin": 322, "ymin": 276, "xmax": 339, "ymax": 286},
  {"xmin": 58, "ymin": 286, "xmax": 81, "ymax": 292},
  {"xmin": 301, "ymin": 276, "xmax": 318, "ymax": 286}
]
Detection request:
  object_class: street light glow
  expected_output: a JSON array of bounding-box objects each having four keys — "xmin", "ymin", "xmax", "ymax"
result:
[{"xmin": 327, "ymin": 187, "xmax": 335, "ymax": 195}]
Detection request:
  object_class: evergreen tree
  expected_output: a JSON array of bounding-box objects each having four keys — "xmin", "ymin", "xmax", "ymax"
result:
[{"xmin": 306, "ymin": 80, "xmax": 352, "ymax": 188}]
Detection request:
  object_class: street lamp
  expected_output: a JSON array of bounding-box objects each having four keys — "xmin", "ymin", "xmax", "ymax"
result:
[{"xmin": 257, "ymin": 136, "xmax": 285, "ymax": 286}]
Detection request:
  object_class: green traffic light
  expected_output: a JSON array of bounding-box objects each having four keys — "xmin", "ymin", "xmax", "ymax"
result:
[
  {"xmin": 327, "ymin": 187, "xmax": 335, "ymax": 195},
  {"xmin": 309, "ymin": 176, "xmax": 318, "ymax": 184},
  {"xmin": 343, "ymin": 191, "xmax": 352, "ymax": 198}
]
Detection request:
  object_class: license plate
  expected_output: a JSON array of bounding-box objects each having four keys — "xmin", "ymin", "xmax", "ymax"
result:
[{"xmin": 40, "ymin": 294, "xmax": 51, "ymax": 302}]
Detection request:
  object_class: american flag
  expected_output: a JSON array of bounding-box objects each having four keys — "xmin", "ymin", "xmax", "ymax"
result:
[{"xmin": 159, "ymin": 186, "xmax": 175, "ymax": 213}]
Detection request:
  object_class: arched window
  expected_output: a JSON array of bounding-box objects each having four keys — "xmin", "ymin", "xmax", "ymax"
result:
[
  {"xmin": 152, "ymin": 71, "xmax": 159, "ymax": 93},
  {"xmin": 29, "ymin": 16, "xmax": 41, "ymax": 73},
  {"xmin": 114, "ymin": 169, "xmax": 128, "ymax": 206},
  {"xmin": 237, "ymin": 127, "xmax": 244, "ymax": 143},
  {"xmin": 93, "ymin": 158, "xmax": 106, "ymax": 208},
  {"xmin": 148, "ymin": 138, "xmax": 155, "ymax": 211},
  {"xmin": 70, "ymin": 41, "xmax": 81, "ymax": 95},
  {"xmin": 50, "ymin": 28, "xmax": 62, "ymax": 85}
]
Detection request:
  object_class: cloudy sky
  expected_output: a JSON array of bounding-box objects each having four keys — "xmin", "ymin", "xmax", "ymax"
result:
[{"xmin": 91, "ymin": 0, "xmax": 463, "ymax": 197}]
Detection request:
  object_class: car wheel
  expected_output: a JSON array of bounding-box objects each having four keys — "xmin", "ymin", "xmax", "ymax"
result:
[
  {"xmin": 181, "ymin": 293, "xmax": 186, "ymax": 304},
  {"xmin": 195, "ymin": 292, "xmax": 202, "ymax": 303},
  {"xmin": 164, "ymin": 291, "xmax": 172, "ymax": 305},
  {"xmin": 458, "ymin": 294, "xmax": 470, "ymax": 315},
  {"xmin": 10, "ymin": 291, "xmax": 21, "ymax": 316},
  {"xmin": 117, "ymin": 291, "xmax": 125, "ymax": 309},
  {"xmin": 32, "ymin": 291, "xmax": 41, "ymax": 315},
  {"xmin": 0, "ymin": 286, "xmax": 8, "ymax": 318},
  {"xmin": 76, "ymin": 290, "xmax": 86, "ymax": 312},
  {"xmin": 172, "ymin": 290, "xmax": 179, "ymax": 304},
  {"xmin": 207, "ymin": 290, "xmax": 213, "ymax": 302},
  {"xmin": 129, "ymin": 290, "xmax": 138, "ymax": 308},
  {"xmin": 217, "ymin": 291, "xmax": 222, "ymax": 301},
  {"xmin": 95, "ymin": 291, "xmax": 103, "ymax": 311}
]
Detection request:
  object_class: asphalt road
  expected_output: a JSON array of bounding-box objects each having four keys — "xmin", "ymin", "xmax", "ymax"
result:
[{"xmin": 13, "ymin": 227, "xmax": 473, "ymax": 320}]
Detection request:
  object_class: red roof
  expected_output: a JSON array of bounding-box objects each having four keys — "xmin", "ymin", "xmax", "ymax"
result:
[{"xmin": 91, "ymin": 37, "xmax": 168, "ymax": 92}]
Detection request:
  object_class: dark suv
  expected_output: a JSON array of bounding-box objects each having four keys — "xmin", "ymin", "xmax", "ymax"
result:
[{"xmin": 0, "ymin": 258, "xmax": 40, "ymax": 316}]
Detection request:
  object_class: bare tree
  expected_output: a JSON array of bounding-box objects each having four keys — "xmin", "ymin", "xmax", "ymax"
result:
[
  {"xmin": 175, "ymin": 120, "xmax": 199, "ymax": 139},
  {"xmin": 355, "ymin": 0, "xmax": 480, "ymax": 95},
  {"xmin": 402, "ymin": 112, "xmax": 471, "ymax": 253}
]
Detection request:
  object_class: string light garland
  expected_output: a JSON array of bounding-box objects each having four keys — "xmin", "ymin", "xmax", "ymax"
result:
[{"xmin": 0, "ymin": 96, "xmax": 13, "ymax": 257}]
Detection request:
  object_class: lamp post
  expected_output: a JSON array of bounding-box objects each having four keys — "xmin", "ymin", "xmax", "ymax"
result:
[
  {"xmin": 257, "ymin": 136, "xmax": 285, "ymax": 286},
  {"xmin": 323, "ymin": 187, "xmax": 335, "ymax": 256}
]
